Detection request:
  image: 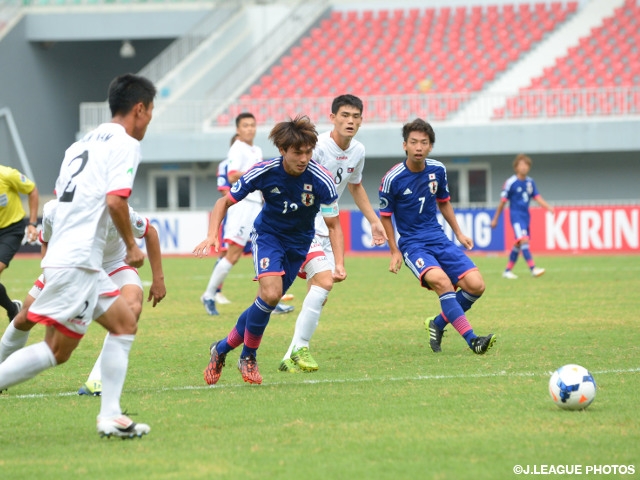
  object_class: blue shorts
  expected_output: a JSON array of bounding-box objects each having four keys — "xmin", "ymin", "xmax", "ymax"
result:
[
  {"xmin": 251, "ymin": 229, "xmax": 309, "ymax": 293},
  {"xmin": 402, "ymin": 241, "xmax": 477, "ymax": 289},
  {"xmin": 510, "ymin": 213, "xmax": 531, "ymax": 241}
]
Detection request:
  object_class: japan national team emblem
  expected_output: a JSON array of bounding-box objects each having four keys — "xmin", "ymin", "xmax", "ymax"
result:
[
  {"xmin": 429, "ymin": 181, "xmax": 438, "ymax": 195},
  {"xmin": 301, "ymin": 192, "xmax": 315, "ymax": 206},
  {"xmin": 429, "ymin": 173, "xmax": 436, "ymax": 180},
  {"xmin": 416, "ymin": 258, "xmax": 425, "ymax": 269},
  {"xmin": 260, "ymin": 257, "xmax": 270, "ymax": 270}
]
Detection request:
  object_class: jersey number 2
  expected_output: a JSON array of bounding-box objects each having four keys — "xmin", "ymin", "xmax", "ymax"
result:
[{"xmin": 60, "ymin": 151, "xmax": 89, "ymax": 203}]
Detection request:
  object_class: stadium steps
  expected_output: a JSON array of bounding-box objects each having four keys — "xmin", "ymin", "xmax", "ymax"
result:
[{"xmin": 452, "ymin": 0, "xmax": 625, "ymax": 122}]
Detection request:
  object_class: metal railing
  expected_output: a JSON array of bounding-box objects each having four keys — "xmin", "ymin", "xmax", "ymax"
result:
[{"xmin": 80, "ymin": 87, "xmax": 640, "ymax": 133}]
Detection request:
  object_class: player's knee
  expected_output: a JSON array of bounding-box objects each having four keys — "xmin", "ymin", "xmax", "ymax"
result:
[{"xmin": 309, "ymin": 271, "xmax": 333, "ymax": 292}]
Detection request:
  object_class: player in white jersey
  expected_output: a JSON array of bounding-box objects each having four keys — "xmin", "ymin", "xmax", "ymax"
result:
[
  {"xmin": 278, "ymin": 95, "xmax": 387, "ymax": 373},
  {"xmin": 201, "ymin": 113, "xmax": 294, "ymax": 315},
  {"xmin": 0, "ymin": 73, "xmax": 156, "ymax": 439},
  {"xmin": 0, "ymin": 200, "xmax": 166, "ymax": 396}
]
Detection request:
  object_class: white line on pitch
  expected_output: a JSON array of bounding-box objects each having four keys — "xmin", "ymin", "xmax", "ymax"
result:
[{"xmin": 3, "ymin": 367, "xmax": 639, "ymax": 400}]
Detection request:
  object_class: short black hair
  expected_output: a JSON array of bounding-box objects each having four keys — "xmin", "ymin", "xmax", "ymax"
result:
[
  {"xmin": 108, "ymin": 73, "xmax": 156, "ymax": 117},
  {"xmin": 331, "ymin": 94, "xmax": 363, "ymax": 115},
  {"xmin": 402, "ymin": 118, "xmax": 435, "ymax": 145},
  {"xmin": 235, "ymin": 112, "xmax": 256, "ymax": 127}
]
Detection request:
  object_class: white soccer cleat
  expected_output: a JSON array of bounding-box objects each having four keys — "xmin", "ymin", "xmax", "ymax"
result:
[
  {"xmin": 531, "ymin": 267, "xmax": 546, "ymax": 277},
  {"xmin": 502, "ymin": 271, "xmax": 518, "ymax": 279},
  {"xmin": 214, "ymin": 292, "xmax": 232, "ymax": 305},
  {"xmin": 97, "ymin": 414, "xmax": 150, "ymax": 439}
]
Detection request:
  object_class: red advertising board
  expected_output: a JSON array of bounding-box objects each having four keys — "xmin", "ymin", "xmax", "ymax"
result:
[{"xmin": 507, "ymin": 205, "xmax": 639, "ymax": 254}]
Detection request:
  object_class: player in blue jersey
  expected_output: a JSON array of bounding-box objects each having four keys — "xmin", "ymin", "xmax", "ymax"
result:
[
  {"xmin": 193, "ymin": 115, "xmax": 341, "ymax": 384},
  {"xmin": 491, "ymin": 153, "xmax": 554, "ymax": 279},
  {"xmin": 379, "ymin": 118, "xmax": 496, "ymax": 355}
]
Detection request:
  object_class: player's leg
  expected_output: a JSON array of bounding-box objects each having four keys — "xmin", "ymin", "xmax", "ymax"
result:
[
  {"xmin": 504, "ymin": 222, "xmax": 526, "ymax": 279},
  {"xmin": 80, "ymin": 271, "xmax": 143, "ymax": 396},
  {"xmin": 0, "ymin": 274, "xmax": 42, "ymax": 363},
  {"xmin": 519, "ymin": 234, "xmax": 545, "ymax": 277},
  {"xmin": 93, "ymin": 278, "xmax": 148, "ymax": 438},
  {"xmin": 0, "ymin": 222, "xmax": 26, "ymax": 319},
  {"xmin": 280, "ymin": 240, "xmax": 333, "ymax": 372}
]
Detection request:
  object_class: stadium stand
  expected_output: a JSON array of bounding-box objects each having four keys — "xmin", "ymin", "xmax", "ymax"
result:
[
  {"xmin": 217, "ymin": 2, "xmax": 580, "ymax": 126},
  {"xmin": 496, "ymin": 0, "xmax": 640, "ymax": 118}
]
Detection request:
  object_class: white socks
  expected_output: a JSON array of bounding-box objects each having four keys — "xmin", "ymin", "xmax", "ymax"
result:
[
  {"xmin": 0, "ymin": 320, "xmax": 31, "ymax": 364},
  {"xmin": 284, "ymin": 285, "xmax": 329, "ymax": 359},
  {"xmin": 0, "ymin": 341, "xmax": 56, "ymax": 391},
  {"xmin": 203, "ymin": 257, "xmax": 233, "ymax": 300},
  {"xmin": 98, "ymin": 334, "xmax": 134, "ymax": 420},
  {"xmin": 86, "ymin": 334, "xmax": 109, "ymax": 383}
]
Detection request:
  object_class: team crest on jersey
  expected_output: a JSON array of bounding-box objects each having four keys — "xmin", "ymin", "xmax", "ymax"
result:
[
  {"xmin": 429, "ymin": 181, "xmax": 438, "ymax": 195},
  {"xmin": 416, "ymin": 258, "xmax": 425, "ymax": 269},
  {"xmin": 379, "ymin": 197, "xmax": 388, "ymax": 210},
  {"xmin": 136, "ymin": 218, "xmax": 144, "ymax": 228},
  {"xmin": 347, "ymin": 167, "xmax": 354, "ymax": 173},
  {"xmin": 260, "ymin": 257, "xmax": 270, "ymax": 270},
  {"xmin": 301, "ymin": 192, "xmax": 315, "ymax": 206},
  {"xmin": 231, "ymin": 179, "xmax": 242, "ymax": 193}
]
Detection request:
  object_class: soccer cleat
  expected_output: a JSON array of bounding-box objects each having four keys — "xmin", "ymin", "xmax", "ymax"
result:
[
  {"xmin": 8, "ymin": 299, "xmax": 22, "ymax": 321},
  {"xmin": 204, "ymin": 341, "xmax": 226, "ymax": 385},
  {"xmin": 214, "ymin": 292, "xmax": 232, "ymax": 305},
  {"xmin": 531, "ymin": 267, "xmax": 546, "ymax": 277},
  {"xmin": 470, "ymin": 334, "xmax": 497, "ymax": 355},
  {"xmin": 280, "ymin": 293, "xmax": 295, "ymax": 302},
  {"xmin": 238, "ymin": 354, "xmax": 262, "ymax": 384},
  {"xmin": 502, "ymin": 270, "xmax": 518, "ymax": 279},
  {"xmin": 78, "ymin": 380, "xmax": 102, "ymax": 396},
  {"xmin": 201, "ymin": 295, "xmax": 219, "ymax": 315},
  {"xmin": 97, "ymin": 415, "xmax": 150, "ymax": 439},
  {"xmin": 272, "ymin": 303, "xmax": 294, "ymax": 315},
  {"xmin": 277, "ymin": 358, "xmax": 300, "ymax": 373},
  {"xmin": 425, "ymin": 316, "xmax": 444, "ymax": 353},
  {"xmin": 290, "ymin": 346, "xmax": 319, "ymax": 372}
]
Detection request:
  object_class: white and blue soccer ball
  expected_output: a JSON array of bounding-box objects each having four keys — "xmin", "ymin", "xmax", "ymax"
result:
[{"xmin": 549, "ymin": 364, "xmax": 596, "ymax": 410}]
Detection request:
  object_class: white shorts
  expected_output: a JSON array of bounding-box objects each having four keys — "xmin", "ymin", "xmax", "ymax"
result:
[
  {"xmin": 109, "ymin": 265, "xmax": 143, "ymax": 290},
  {"xmin": 223, "ymin": 200, "xmax": 262, "ymax": 247},
  {"xmin": 27, "ymin": 268, "xmax": 119, "ymax": 339},
  {"xmin": 298, "ymin": 235, "xmax": 335, "ymax": 280}
]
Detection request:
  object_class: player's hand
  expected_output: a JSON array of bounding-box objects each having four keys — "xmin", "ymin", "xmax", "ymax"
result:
[
  {"xmin": 147, "ymin": 279, "xmax": 166, "ymax": 307},
  {"xmin": 333, "ymin": 265, "xmax": 347, "ymax": 283},
  {"xmin": 490, "ymin": 219, "xmax": 498, "ymax": 229},
  {"xmin": 457, "ymin": 233, "xmax": 474, "ymax": 250},
  {"xmin": 388, "ymin": 251, "xmax": 402, "ymax": 274},
  {"xmin": 370, "ymin": 221, "xmax": 388, "ymax": 247},
  {"xmin": 26, "ymin": 224, "xmax": 38, "ymax": 244},
  {"xmin": 193, "ymin": 237, "xmax": 218, "ymax": 257},
  {"xmin": 125, "ymin": 244, "xmax": 145, "ymax": 268}
]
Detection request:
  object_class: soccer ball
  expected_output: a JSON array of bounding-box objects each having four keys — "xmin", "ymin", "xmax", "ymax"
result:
[{"xmin": 548, "ymin": 364, "xmax": 596, "ymax": 410}]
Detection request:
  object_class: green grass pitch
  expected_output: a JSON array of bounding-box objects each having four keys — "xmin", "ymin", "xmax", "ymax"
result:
[{"xmin": 1, "ymin": 253, "xmax": 638, "ymax": 479}]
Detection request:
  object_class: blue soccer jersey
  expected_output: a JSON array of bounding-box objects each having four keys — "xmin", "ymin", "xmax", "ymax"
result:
[
  {"xmin": 379, "ymin": 159, "xmax": 451, "ymax": 250},
  {"xmin": 499, "ymin": 175, "xmax": 540, "ymax": 225},
  {"xmin": 228, "ymin": 157, "xmax": 338, "ymax": 249}
]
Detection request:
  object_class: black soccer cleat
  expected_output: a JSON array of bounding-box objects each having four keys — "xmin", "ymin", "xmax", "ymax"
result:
[{"xmin": 470, "ymin": 334, "xmax": 496, "ymax": 355}]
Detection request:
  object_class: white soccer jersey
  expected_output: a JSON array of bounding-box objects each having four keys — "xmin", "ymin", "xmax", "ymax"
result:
[
  {"xmin": 312, "ymin": 130, "xmax": 366, "ymax": 236},
  {"xmin": 42, "ymin": 123, "xmax": 140, "ymax": 271},
  {"xmin": 226, "ymin": 140, "xmax": 263, "ymax": 204},
  {"xmin": 41, "ymin": 199, "xmax": 149, "ymax": 273}
]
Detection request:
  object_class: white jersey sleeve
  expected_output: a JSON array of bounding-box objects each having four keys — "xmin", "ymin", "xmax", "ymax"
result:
[
  {"xmin": 102, "ymin": 206, "xmax": 149, "ymax": 270},
  {"xmin": 226, "ymin": 140, "xmax": 263, "ymax": 204},
  {"xmin": 40, "ymin": 199, "xmax": 58, "ymax": 244}
]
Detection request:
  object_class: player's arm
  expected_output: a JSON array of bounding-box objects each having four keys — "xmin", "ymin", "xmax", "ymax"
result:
[
  {"xmin": 490, "ymin": 200, "xmax": 507, "ymax": 228},
  {"xmin": 438, "ymin": 200, "xmax": 473, "ymax": 250},
  {"xmin": 25, "ymin": 184, "xmax": 39, "ymax": 242},
  {"xmin": 534, "ymin": 194, "xmax": 554, "ymax": 214},
  {"xmin": 193, "ymin": 195, "xmax": 234, "ymax": 257},
  {"xmin": 143, "ymin": 225, "xmax": 166, "ymax": 307},
  {"xmin": 380, "ymin": 215, "xmax": 402, "ymax": 274},
  {"xmin": 347, "ymin": 182, "xmax": 387, "ymax": 246},
  {"xmin": 107, "ymin": 194, "xmax": 145, "ymax": 268}
]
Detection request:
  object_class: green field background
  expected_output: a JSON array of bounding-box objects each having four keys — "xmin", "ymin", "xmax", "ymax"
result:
[{"xmin": 1, "ymin": 254, "xmax": 638, "ymax": 479}]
